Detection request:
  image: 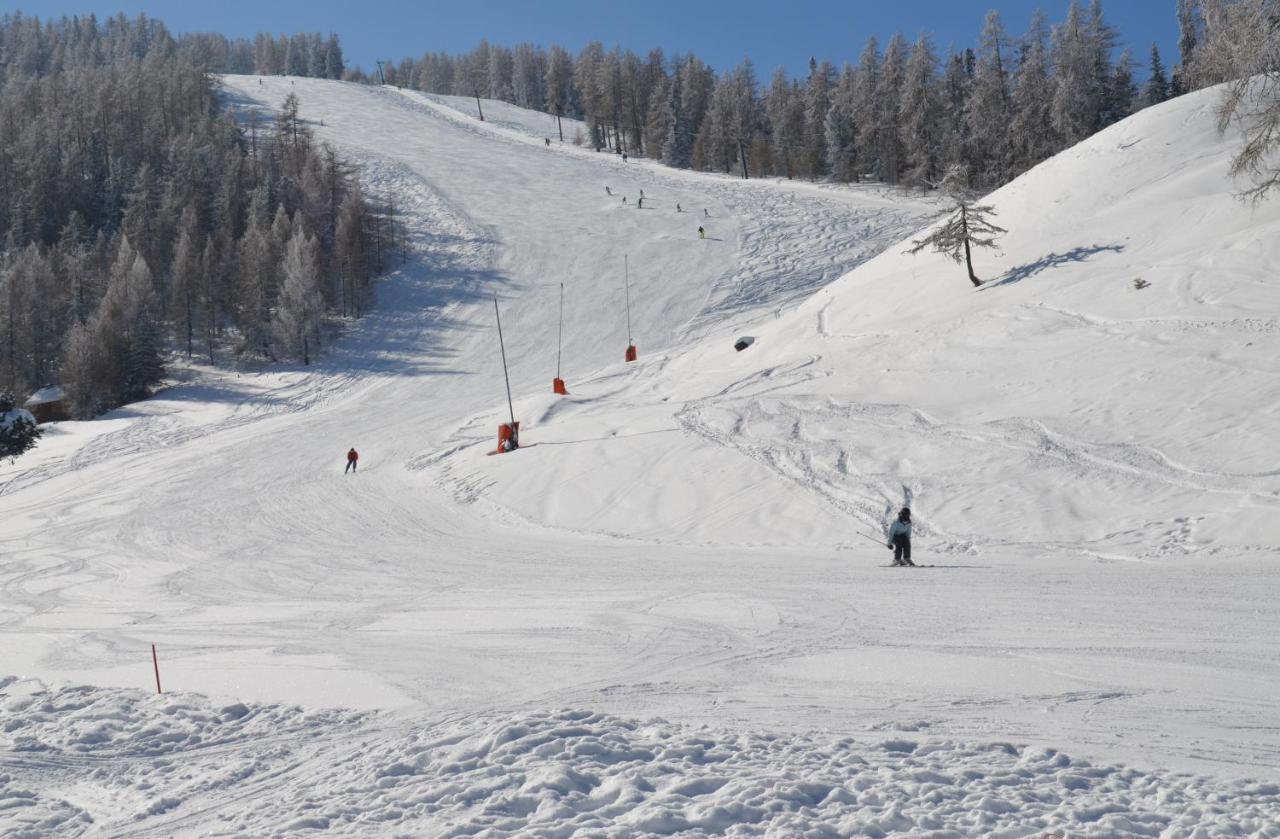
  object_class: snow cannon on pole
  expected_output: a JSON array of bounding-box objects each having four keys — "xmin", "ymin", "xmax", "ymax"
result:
[
  {"xmin": 553, "ymin": 283, "xmax": 568, "ymax": 395},
  {"xmin": 624, "ymin": 254, "xmax": 637, "ymax": 362},
  {"xmin": 493, "ymin": 295, "xmax": 520, "ymax": 453}
]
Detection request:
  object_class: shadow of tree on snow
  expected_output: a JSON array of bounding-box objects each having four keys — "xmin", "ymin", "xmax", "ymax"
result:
[{"xmin": 981, "ymin": 243, "xmax": 1126, "ymax": 290}]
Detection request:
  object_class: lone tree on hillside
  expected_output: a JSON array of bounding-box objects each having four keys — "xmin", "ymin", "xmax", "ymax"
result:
[
  {"xmin": 0, "ymin": 391, "xmax": 42, "ymax": 462},
  {"xmin": 908, "ymin": 164, "xmax": 1007, "ymax": 287}
]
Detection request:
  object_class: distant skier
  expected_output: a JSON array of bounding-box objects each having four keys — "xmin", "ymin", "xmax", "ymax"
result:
[
  {"xmin": 698, "ymin": 226, "xmax": 705, "ymax": 239},
  {"xmin": 545, "ymin": 137, "xmax": 551, "ymax": 147},
  {"xmin": 622, "ymin": 196, "xmax": 627, "ymax": 205},
  {"xmin": 637, "ymin": 196, "xmax": 644, "ymax": 208},
  {"xmin": 345, "ymin": 447, "xmax": 359, "ymax": 474},
  {"xmin": 676, "ymin": 203, "xmax": 682, "ymax": 213},
  {"xmin": 887, "ymin": 508, "xmax": 915, "ymax": 566},
  {"xmin": 605, "ymin": 186, "xmax": 612, "ymax": 196},
  {"xmin": 704, "ymin": 208, "xmax": 710, "ymax": 217},
  {"xmin": 622, "ymin": 152, "xmax": 629, "ymax": 162}
]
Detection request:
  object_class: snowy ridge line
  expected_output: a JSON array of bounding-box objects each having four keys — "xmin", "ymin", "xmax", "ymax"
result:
[{"xmin": 3, "ymin": 679, "xmax": 1278, "ymax": 837}]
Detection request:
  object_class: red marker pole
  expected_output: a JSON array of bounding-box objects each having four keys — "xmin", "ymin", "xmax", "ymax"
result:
[{"xmin": 152, "ymin": 644, "xmax": 162, "ymax": 694}]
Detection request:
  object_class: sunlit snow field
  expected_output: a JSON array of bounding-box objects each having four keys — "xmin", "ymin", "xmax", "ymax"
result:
[{"xmin": 2, "ymin": 77, "xmax": 1278, "ymax": 835}]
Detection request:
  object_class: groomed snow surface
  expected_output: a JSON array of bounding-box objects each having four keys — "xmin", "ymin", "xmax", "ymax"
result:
[{"xmin": 2, "ymin": 77, "xmax": 1279, "ymax": 835}]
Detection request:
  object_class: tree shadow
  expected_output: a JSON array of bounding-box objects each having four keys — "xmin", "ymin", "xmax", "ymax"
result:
[{"xmin": 981, "ymin": 243, "xmax": 1126, "ymax": 290}]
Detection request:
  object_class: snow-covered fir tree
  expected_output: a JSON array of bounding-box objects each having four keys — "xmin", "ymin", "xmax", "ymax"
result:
[
  {"xmin": 900, "ymin": 34, "xmax": 942, "ymax": 188},
  {"xmin": 0, "ymin": 390, "xmax": 41, "ymax": 462},
  {"xmin": 275, "ymin": 222, "xmax": 325, "ymax": 364},
  {"xmin": 967, "ymin": 10, "xmax": 1014, "ymax": 186},
  {"xmin": 1146, "ymin": 44, "xmax": 1171, "ymax": 107},
  {"xmin": 1010, "ymin": 10, "xmax": 1058, "ymax": 175}
]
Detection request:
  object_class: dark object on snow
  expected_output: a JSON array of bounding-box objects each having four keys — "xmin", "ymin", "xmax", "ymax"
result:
[
  {"xmin": 698, "ymin": 226, "xmax": 705, "ymax": 239},
  {"xmin": 734, "ymin": 336, "xmax": 756, "ymax": 352},
  {"xmin": 345, "ymin": 447, "xmax": 359, "ymax": 473}
]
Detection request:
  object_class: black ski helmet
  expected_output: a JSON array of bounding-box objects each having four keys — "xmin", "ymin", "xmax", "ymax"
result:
[{"xmin": 899, "ymin": 507, "xmax": 911, "ymax": 521}]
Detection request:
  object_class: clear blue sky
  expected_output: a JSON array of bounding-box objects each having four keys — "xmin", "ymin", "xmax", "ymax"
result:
[{"xmin": 15, "ymin": 1, "xmax": 1180, "ymax": 78}]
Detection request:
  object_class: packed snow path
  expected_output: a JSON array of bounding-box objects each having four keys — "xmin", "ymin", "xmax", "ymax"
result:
[{"xmin": 2, "ymin": 77, "xmax": 1280, "ymax": 834}]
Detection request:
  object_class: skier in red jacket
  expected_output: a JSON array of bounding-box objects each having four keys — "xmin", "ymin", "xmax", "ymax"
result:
[{"xmin": 345, "ymin": 447, "xmax": 358, "ymax": 474}]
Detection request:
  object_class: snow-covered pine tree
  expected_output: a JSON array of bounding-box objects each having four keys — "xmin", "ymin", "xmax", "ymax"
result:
[
  {"xmin": 324, "ymin": 34, "xmax": 344, "ymax": 80},
  {"xmin": 1051, "ymin": 0, "xmax": 1100, "ymax": 146},
  {"xmin": 694, "ymin": 75, "xmax": 735, "ymax": 173},
  {"xmin": 1010, "ymin": 10, "xmax": 1057, "ymax": 175},
  {"xmin": 824, "ymin": 65, "xmax": 858, "ymax": 182},
  {"xmin": 900, "ymin": 33, "xmax": 941, "ymax": 188},
  {"xmin": 237, "ymin": 215, "xmax": 275, "ymax": 359},
  {"xmin": 874, "ymin": 35, "xmax": 909, "ymax": 184},
  {"xmin": 335, "ymin": 193, "xmax": 368, "ymax": 317},
  {"xmin": 967, "ymin": 10, "xmax": 1014, "ymax": 186},
  {"xmin": 1173, "ymin": 0, "xmax": 1203, "ymax": 93},
  {"xmin": 545, "ymin": 45, "xmax": 575, "ymax": 122},
  {"xmin": 852, "ymin": 39, "xmax": 882, "ymax": 180},
  {"xmin": 938, "ymin": 46, "xmax": 971, "ymax": 172},
  {"xmin": 644, "ymin": 73, "xmax": 672, "ymax": 161},
  {"xmin": 1103, "ymin": 49, "xmax": 1137, "ymax": 125},
  {"xmin": 93, "ymin": 239, "xmax": 164, "ymax": 405},
  {"xmin": 0, "ymin": 390, "xmax": 41, "ymax": 462},
  {"xmin": 907, "ymin": 165, "xmax": 1007, "ymax": 287},
  {"xmin": 275, "ymin": 223, "xmax": 324, "ymax": 364},
  {"xmin": 169, "ymin": 207, "xmax": 201, "ymax": 358},
  {"xmin": 764, "ymin": 69, "xmax": 803, "ymax": 179},
  {"xmin": 803, "ymin": 58, "xmax": 835, "ymax": 179},
  {"xmin": 59, "ymin": 321, "xmax": 100, "ymax": 419},
  {"xmin": 1145, "ymin": 44, "xmax": 1171, "ymax": 107},
  {"xmin": 662, "ymin": 68, "xmax": 693, "ymax": 168}
]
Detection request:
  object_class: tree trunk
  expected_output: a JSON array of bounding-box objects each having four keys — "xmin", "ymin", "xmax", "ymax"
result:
[
  {"xmin": 961, "ymin": 205, "xmax": 981, "ymax": 286},
  {"xmin": 963, "ymin": 236, "xmax": 981, "ymax": 286}
]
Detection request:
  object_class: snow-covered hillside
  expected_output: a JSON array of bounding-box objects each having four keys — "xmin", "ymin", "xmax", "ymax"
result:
[{"xmin": 2, "ymin": 77, "xmax": 1279, "ymax": 835}]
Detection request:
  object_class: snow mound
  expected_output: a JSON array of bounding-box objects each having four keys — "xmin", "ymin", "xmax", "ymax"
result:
[{"xmin": 4, "ymin": 680, "xmax": 1277, "ymax": 836}]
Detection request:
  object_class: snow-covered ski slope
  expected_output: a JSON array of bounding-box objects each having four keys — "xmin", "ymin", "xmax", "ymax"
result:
[{"xmin": 2, "ymin": 76, "xmax": 1279, "ymax": 835}]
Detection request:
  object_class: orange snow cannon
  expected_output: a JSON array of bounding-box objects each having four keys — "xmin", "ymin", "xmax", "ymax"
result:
[
  {"xmin": 625, "ymin": 344, "xmax": 637, "ymax": 363},
  {"xmin": 553, "ymin": 378, "xmax": 567, "ymax": 395},
  {"xmin": 496, "ymin": 421, "xmax": 520, "ymax": 453}
]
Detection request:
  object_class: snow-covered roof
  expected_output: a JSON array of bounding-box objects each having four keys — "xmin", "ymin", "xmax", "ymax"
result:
[{"xmin": 25, "ymin": 385, "xmax": 66, "ymax": 406}]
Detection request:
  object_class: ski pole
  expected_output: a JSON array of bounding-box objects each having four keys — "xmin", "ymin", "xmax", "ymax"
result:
[{"xmin": 858, "ymin": 531, "xmax": 889, "ymax": 548}]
